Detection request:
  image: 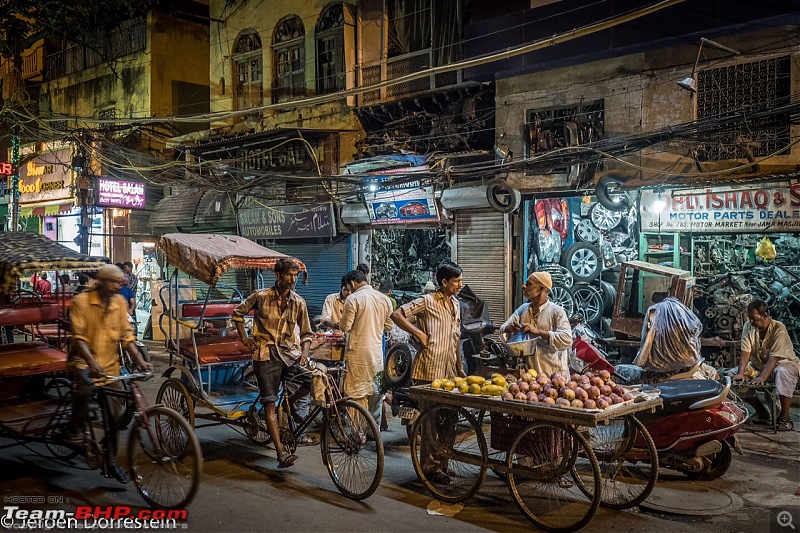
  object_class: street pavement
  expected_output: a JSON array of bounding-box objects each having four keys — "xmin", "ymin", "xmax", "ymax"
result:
[{"xmin": 0, "ymin": 341, "xmax": 797, "ymax": 532}]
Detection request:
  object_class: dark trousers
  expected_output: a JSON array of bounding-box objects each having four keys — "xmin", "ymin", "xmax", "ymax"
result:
[{"xmin": 67, "ymin": 367, "xmax": 125, "ymax": 464}]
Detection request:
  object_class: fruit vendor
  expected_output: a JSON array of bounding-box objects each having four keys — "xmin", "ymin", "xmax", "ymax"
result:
[
  {"xmin": 391, "ymin": 261, "xmax": 464, "ymax": 484},
  {"xmin": 320, "ymin": 275, "xmax": 351, "ymax": 330},
  {"xmin": 732, "ymin": 299, "xmax": 799, "ymax": 432},
  {"xmin": 499, "ymin": 271, "xmax": 572, "ymax": 377}
]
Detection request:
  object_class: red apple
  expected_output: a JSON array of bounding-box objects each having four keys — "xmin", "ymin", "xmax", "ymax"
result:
[
  {"xmin": 612, "ymin": 385, "xmax": 626, "ymax": 396},
  {"xmin": 527, "ymin": 391, "xmax": 539, "ymax": 402},
  {"xmin": 515, "ymin": 392, "xmax": 527, "ymax": 401},
  {"xmin": 529, "ymin": 382, "xmax": 541, "ymax": 394},
  {"xmin": 567, "ymin": 380, "xmax": 578, "ymax": 391},
  {"xmin": 570, "ymin": 399, "xmax": 584, "ymax": 409},
  {"xmin": 584, "ymin": 399, "xmax": 597, "ymax": 410},
  {"xmin": 543, "ymin": 397, "xmax": 556, "ymax": 405},
  {"xmin": 588, "ymin": 386, "xmax": 600, "ymax": 400},
  {"xmin": 599, "ymin": 369, "xmax": 612, "ymax": 383},
  {"xmin": 502, "ymin": 392, "xmax": 514, "ymax": 400},
  {"xmin": 600, "ymin": 384, "xmax": 612, "ymax": 396},
  {"xmin": 518, "ymin": 381, "xmax": 530, "ymax": 393},
  {"xmin": 561, "ymin": 388, "xmax": 576, "ymax": 401},
  {"xmin": 575, "ymin": 388, "xmax": 588, "ymax": 402},
  {"xmin": 555, "ymin": 398, "xmax": 571, "ymax": 407}
]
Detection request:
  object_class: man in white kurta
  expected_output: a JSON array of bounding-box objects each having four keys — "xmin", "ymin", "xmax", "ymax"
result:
[
  {"xmin": 339, "ymin": 269, "xmax": 393, "ymax": 419},
  {"xmin": 500, "ymin": 271, "xmax": 572, "ymax": 377}
]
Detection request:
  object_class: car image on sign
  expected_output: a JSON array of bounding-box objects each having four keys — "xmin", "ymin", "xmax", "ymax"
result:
[
  {"xmin": 375, "ymin": 202, "xmax": 399, "ymax": 219},
  {"xmin": 399, "ymin": 201, "xmax": 429, "ymax": 217}
]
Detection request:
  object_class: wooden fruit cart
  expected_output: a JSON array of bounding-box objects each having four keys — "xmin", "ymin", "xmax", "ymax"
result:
[{"xmin": 408, "ymin": 386, "xmax": 662, "ymax": 532}]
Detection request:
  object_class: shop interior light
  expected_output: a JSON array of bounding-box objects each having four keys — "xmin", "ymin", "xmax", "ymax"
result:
[
  {"xmin": 368, "ymin": 183, "xmax": 378, "ymax": 192},
  {"xmin": 653, "ymin": 186, "xmax": 667, "ymax": 213}
]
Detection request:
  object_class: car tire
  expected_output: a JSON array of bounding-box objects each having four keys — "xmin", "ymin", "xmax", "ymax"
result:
[
  {"xmin": 486, "ymin": 179, "xmax": 521, "ymax": 213},
  {"xmin": 595, "ymin": 171, "xmax": 630, "ymax": 212},
  {"xmin": 560, "ymin": 242, "xmax": 602, "ymax": 283}
]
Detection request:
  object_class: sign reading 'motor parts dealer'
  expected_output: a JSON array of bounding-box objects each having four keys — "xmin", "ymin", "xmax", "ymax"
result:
[
  {"xmin": 640, "ymin": 182, "xmax": 800, "ymax": 233},
  {"xmin": 238, "ymin": 203, "xmax": 336, "ymax": 239}
]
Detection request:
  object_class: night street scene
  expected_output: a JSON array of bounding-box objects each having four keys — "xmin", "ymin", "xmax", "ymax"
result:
[{"xmin": 0, "ymin": 1, "xmax": 798, "ymax": 531}]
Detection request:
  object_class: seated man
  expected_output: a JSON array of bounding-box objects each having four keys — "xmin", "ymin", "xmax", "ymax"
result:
[{"xmin": 732, "ymin": 299, "xmax": 799, "ymax": 431}]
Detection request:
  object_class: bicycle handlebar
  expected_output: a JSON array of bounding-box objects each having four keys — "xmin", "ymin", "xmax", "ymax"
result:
[{"xmin": 101, "ymin": 371, "xmax": 154, "ymax": 382}]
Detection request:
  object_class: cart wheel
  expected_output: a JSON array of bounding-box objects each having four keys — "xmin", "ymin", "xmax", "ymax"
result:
[
  {"xmin": 128, "ymin": 405, "xmax": 202, "ymax": 510},
  {"xmin": 156, "ymin": 378, "xmax": 196, "ymax": 429},
  {"xmin": 411, "ymin": 405, "xmax": 487, "ymax": 503},
  {"xmin": 44, "ymin": 378, "xmax": 79, "ymax": 460},
  {"xmin": 321, "ymin": 399, "xmax": 384, "ymax": 500},
  {"xmin": 506, "ymin": 422, "xmax": 600, "ymax": 533},
  {"xmin": 571, "ymin": 416, "xmax": 658, "ymax": 509}
]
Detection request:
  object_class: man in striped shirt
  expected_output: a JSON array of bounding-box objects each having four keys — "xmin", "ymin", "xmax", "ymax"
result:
[
  {"xmin": 392, "ymin": 261, "xmax": 464, "ymax": 484},
  {"xmin": 233, "ymin": 258, "xmax": 313, "ymax": 469}
]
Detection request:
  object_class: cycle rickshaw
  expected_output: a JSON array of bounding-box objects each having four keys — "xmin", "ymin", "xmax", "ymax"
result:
[
  {"xmin": 0, "ymin": 232, "xmax": 202, "ymax": 510},
  {"xmin": 154, "ymin": 233, "xmax": 384, "ymax": 500}
]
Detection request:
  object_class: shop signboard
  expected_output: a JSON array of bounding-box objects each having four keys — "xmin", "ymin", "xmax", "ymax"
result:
[
  {"xmin": 96, "ymin": 178, "xmax": 146, "ymax": 209},
  {"xmin": 238, "ymin": 203, "xmax": 336, "ymax": 239},
  {"xmin": 363, "ymin": 176, "xmax": 438, "ymax": 225},
  {"xmin": 640, "ymin": 182, "xmax": 800, "ymax": 233},
  {"xmin": 18, "ymin": 147, "xmax": 72, "ymax": 204}
]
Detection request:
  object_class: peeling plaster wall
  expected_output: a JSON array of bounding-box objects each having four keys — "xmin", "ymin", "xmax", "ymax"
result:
[{"xmin": 494, "ymin": 26, "xmax": 800, "ymax": 190}]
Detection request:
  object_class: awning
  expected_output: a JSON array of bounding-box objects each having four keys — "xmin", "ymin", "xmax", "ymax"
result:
[
  {"xmin": 148, "ymin": 189, "xmax": 206, "ymax": 234},
  {"xmin": 19, "ymin": 201, "xmax": 74, "ymax": 218}
]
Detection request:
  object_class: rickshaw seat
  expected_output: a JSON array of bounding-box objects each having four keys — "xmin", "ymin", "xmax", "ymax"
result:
[
  {"xmin": 177, "ymin": 337, "xmax": 251, "ymax": 365},
  {"xmin": 0, "ymin": 304, "xmax": 60, "ymax": 326},
  {"xmin": 0, "ymin": 342, "xmax": 68, "ymax": 378},
  {"xmin": 181, "ymin": 303, "xmax": 248, "ymax": 319}
]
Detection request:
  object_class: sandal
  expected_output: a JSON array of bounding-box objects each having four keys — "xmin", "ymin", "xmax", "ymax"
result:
[
  {"xmin": 776, "ymin": 419, "xmax": 794, "ymax": 432},
  {"xmin": 748, "ymin": 417, "xmax": 771, "ymax": 426},
  {"xmin": 277, "ymin": 451, "xmax": 297, "ymax": 468}
]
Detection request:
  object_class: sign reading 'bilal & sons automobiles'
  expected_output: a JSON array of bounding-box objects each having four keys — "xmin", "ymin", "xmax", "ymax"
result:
[{"xmin": 238, "ymin": 203, "xmax": 336, "ymax": 239}]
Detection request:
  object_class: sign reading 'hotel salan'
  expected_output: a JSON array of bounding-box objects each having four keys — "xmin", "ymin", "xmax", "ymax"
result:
[{"xmin": 97, "ymin": 178, "xmax": 146, "ymax": 209}]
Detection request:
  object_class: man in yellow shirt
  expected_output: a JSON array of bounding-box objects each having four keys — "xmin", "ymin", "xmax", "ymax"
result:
[{"xmin": 66, "ymin": 264, "xmax": 151, "ymax": 483}]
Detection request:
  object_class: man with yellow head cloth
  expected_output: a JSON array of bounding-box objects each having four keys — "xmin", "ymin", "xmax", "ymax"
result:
[{"xmin": 500, "ymin": 271, "xmax": 572, "ymax": 377}]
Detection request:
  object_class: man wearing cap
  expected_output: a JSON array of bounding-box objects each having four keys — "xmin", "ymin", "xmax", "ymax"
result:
[
  {"xmin": 500, "ymin": 271, "xmax": 572, "ymax": 377},
  {"xmin": 66, "ymin": 264, "xmax": 152, "ymax": 484}
]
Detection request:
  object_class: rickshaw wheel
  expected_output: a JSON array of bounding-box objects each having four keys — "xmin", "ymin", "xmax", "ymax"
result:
[
  {"xmin": 571, "ymin": 415, "xmax": 658, "ymax": 510},
  {"xmin": 45, "ymin": 428, "xmax": 79, "ymax": 461},
  {"xmin": 156, "ymin": 378, "xmax": 196, "ymax": 429},
  {"xmin": 43, "ymin": 378, "xmax": 79, "ymax": 460},
  {"xmin": 128, "ymin": 406, "xmax": 202, "ymax": 510},
  {"xmin": 410, "ymin": 405, "xmax": 487, "ymax": 503}
]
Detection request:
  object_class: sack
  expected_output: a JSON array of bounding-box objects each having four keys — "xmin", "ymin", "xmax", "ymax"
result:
[
  {"xmin": 756, "ymin": 235, "xmax": 776, "ymax": 261},
  {"xmin": 311, "ymin": 364, "xmax": 329, "ymax": 405}
]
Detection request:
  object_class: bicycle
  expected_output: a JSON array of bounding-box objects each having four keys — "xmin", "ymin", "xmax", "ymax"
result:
[
  {"xmin": 63, "ymin": 371, "xmax": 202, "ymax": 510},
  {"xmin": 246, "ymin": 361, "xmax": 385, "ymax": 500}
]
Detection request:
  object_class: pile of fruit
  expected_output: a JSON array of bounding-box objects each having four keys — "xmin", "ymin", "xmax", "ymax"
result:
[{"xmin": 430, "ymin": 369, "xmax": 635, "ymax": 410}]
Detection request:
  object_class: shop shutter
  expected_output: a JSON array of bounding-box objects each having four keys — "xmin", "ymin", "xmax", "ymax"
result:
[
  {"xmin": 455, "ymin": 210, "xmax": 508, "ymax": 327},
  {"xmin": 267, "ymin": 238, "xmax": 351, "ymax": 317}
]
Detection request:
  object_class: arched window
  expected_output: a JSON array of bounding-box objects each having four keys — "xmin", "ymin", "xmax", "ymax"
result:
[
  {"xmin": 232, "ymin": 31, "xmax": 263, "ymax": 110},
  {"xmin": 272, "ymin": 15, "xmax": 305, "ymax": 103},
  {"xmin": 316, "ymin": 3, "xmax": 345, "ymax": 94}
]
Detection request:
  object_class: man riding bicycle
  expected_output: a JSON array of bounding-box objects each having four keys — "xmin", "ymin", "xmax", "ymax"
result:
[{"xmin": 65, "ymin": 264, "xmax": 152, "ymax": 484}]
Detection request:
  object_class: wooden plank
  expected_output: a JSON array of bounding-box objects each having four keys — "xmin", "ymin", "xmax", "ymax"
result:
[{"xmin": 409, "ymin": 386, "xmax": 662, "ymax": 427}]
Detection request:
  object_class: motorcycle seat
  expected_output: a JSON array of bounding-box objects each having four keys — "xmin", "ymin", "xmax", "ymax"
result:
[{"xmin": 645, "ymin": 379, "xmax": 725, "ymax": 415}]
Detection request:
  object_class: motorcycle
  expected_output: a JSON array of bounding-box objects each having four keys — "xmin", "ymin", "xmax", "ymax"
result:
[{"xmin": 631, "ymin": 376, "xmax": 746, "ymax": 480}]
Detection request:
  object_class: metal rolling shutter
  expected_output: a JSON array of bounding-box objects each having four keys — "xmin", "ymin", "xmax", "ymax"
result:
[
  {"xmin": 455, "ymin": 210, "xmax": 508, "ymax": 327},
  {"xmin": 267, "ymin": 238, "xmax": 351, "ymax": 317}
]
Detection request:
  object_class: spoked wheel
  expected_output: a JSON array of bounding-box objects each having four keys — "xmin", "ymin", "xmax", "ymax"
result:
[
  {"xmin": 411, "ymin": 405, "xmax": 487, "ymax": 502},
  {"xmin": 44, "ymin": 378, "xmax": 79, "ymax": 460},
  {"xmin": 571, "ymin": 416, "xmax": 658, "ymax": 509},
  {"xmin": 506, "ymin": 422, "xmax": 600, "ymax": 533},
  {"xmin": 321, "ymin": 399, "xmax": 384, "ymax": 500},
  {"xmin": 156, "ymin": 378, "xmax": 196, "ymax": 429},
  {"xmin": 128, "ymin": 406, "xmax": 202, "ymax": 510}
]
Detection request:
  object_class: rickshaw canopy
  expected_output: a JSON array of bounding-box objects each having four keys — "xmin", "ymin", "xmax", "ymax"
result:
[
  {"xmin": 0, "ymin": 232, "xmax": 108, "ymax": 293},
  {"xmin": 157, "ymin": 233, "xmax": 306, "ymax": 286}
]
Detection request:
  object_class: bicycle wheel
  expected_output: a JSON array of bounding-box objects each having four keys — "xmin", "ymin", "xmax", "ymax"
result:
[
  {"xmin": 571, "ymin": 416, "xmax": 658, "ymax": 509},
  {"xmin": 156, "ymin": 378, "xmax": 196, "ymax": 428},
  {"xmin": 321, "ymin": 399, "xmax": 384, "ymax": 501},
  {"xmin": 44, "ymin": 378, "xmax": 79, "ymax": 460},
  {"xmin": 410, "ymin": 405, "xmax": 487, "ymax": 503},
  {"xmin": 507, "ymin": 422, "xmax": 600, "ymax": 533},
  {"xmin": 128, "ymin": 406, "xmax": 202, "ymax": 510}
]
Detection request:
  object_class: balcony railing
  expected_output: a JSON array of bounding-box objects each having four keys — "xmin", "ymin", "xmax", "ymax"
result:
[
  {"xmin": 357, "ymin": 48, "xmax": 463, "ymax": 106},
  {"xmin": 44, "ymin": 17, "xmax": 147, "ymax": 80}
]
